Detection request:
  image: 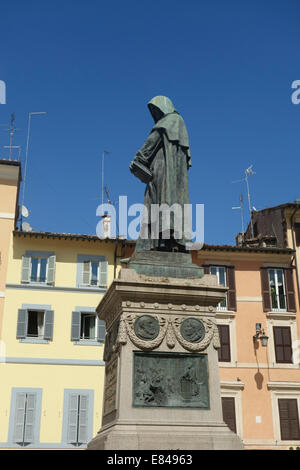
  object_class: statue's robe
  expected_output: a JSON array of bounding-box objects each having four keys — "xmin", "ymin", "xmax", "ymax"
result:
[{"xmin": 133, "ymin": 111, "xmax": 192, "ymax": 251}]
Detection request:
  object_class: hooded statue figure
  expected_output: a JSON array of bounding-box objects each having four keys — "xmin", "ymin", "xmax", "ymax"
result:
[{"xmin": 130, "ymin": 96, "xmax": 192, "ymax": 252}]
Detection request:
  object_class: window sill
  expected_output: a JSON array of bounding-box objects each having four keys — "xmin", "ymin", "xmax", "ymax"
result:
[
  {"xmin": 7, "ymin": 283, "xmax": 106, "ymax": 294},
  {"xmin": 73, "ymin": 340, "xmax": 103, "ymax": 346},
  {"xmin": 19, "ymin": 338, "xmax": 50, "ymax": 344},
  {"xmin": 218, "ymin": 361, "xmax": 237, "ymax": 368},
  {"xmin": 266, "ymin": 311, "xmax": 296, "ymax": 319},
  {"xmin": 216, "ymin": 310, "xmax": 236, "ymax": 318}
]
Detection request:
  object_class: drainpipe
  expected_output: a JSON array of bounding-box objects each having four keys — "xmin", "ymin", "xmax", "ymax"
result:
[{"xmin": 290, "ymin": 205, "xmax": 300, "ymax": 308}]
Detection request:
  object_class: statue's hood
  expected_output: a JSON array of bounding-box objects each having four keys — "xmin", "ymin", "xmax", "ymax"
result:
[
  {"xmin": 147, "ymin": 96, "xmax": 192, "ymax": 166},
  {"xmin": 147, "ymin": 96, "xmax": 176, "ymax": 117}
]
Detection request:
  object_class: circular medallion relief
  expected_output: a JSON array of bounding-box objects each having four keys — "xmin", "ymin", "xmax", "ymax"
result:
[
  {"xmin": 134, "ymin": 315, "xmax": 160, "ymax": 341},
  {"xmin": 180, "ymin": 318, "xmax": 206, "ymax": 343}
]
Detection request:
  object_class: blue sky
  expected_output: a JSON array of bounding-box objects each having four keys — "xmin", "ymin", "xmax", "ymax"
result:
[{"xmin": 0, "ymin": 0, "xmax": 299, "ymax": 244}]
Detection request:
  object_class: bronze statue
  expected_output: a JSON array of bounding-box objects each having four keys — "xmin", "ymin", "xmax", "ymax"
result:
[{"xmin": 130, "ymin": 96, "xmax": 192, "ymax": 252}]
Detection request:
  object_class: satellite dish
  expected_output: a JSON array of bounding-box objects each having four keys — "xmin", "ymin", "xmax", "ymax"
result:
[
  {"xmin": 20, "ymin": 205, "xmax": 29, "ymax": 218},
  {"xmin": 22, "ymin": 222, "xmax": 33, "ymax": 232}
]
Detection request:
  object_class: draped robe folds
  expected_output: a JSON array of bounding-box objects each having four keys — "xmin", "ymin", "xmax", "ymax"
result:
[{"xmin": 133, "ymin": 111, "xmax": 192, "ymax": 252}]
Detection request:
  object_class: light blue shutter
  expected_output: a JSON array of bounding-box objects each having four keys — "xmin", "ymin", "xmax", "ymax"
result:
[
  {"xmin": 78, "ymin": 394, "xmax": 89, "ymax": 443},
  {"xmin": 16, "ymin": 309, "xmax": 28, "ymax": 339},
  {"xmin": 99, "ymin": 260, "xmax": 108, "ymax": 286},
  {"xmin": 82, "ymin": 261, "xmax": 90, "ymax": 286},
  {"xmin": 23, "ymin": 393, "xmax": 36, "ymax": 443},
  {"xmin": 13, "ymin": 392, "xmax": 26, "ymax": 443},
  {"xmin": 47, "ymin": 255, "xmax": 56, "ymax": 285},
  {"xmin": 21, "ymin": 256, "xmax": 31, "ymax": 283},
  {"xmin": 97, "ymin": 319, "xmax": 106, "ymax": 343},
  {"xmin": 43, "ymin": 310, "xmax": 54, "ymax": 340},
  {"xmin": 67, "ymin": 394, "xmax": 79, "ymax": 443},
  {"xmin": 71, "ymin": 311, "xmax": 81, "ymax": 341}
]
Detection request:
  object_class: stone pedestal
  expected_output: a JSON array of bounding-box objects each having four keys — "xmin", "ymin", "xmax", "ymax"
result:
[{"xmin": 87, "ymin": 268, "xmax": 243, "ymax": 450}]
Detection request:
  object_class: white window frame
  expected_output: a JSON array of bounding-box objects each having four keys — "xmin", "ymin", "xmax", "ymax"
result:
[
  {"xmin": 216, "ymin": 316, "xmax": 237, "ymax": 367},
  {"xmin": 266, "ymin": 318, "xmax": 298, "ymax": 368},
  {"xmin": 269, "ymin": 384, "xmax": 300, "ymax": 445},
  {"xmin": 220, "ymin": 382, "xmax": 244, "ymax": 439},
  {"xmin": 210, "ymin": 266, "xmax": 228, "ymax": 311},
  {"xmin": 79, "ymin": 312, "xmax": 99, "ymax": 342},
  {"xmin": 268, "ymin": 268, "xmax": 287, "ymax": 312}
]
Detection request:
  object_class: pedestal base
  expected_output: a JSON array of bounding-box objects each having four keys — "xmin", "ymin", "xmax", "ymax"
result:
[
  {"xmin": 87, "ymin": 422, "xmax": 243, "ymax": 450},
  {"xmin": 87, "ymin": 268, "xmax": 244, "ymax": 451}
]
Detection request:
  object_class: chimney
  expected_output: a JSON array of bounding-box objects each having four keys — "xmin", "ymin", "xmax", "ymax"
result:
[{"xmin": 101, "ymin": 212, "xmax": 111, "ymax": 238}]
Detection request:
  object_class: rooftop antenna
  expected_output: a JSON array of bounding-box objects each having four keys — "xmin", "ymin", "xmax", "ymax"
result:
[
  {"xmin": 101, "ymin": 150, "xmax": 110, "ymax": 212},
  {"xmin": 232, "ymin": 193, "xmax": 245, "ymax": 234},
  {"xmin": 1, "ymin": 113, "xmax": 20, "ymax": 160},
  {"xmin": 3, "ymin": 145, "xmax": 22, "ymax": 161},
  {"xmin": 232, "ymin": 165, "xmax": 256, "ymax": 238},
  {"xmin": 21, "ymin": 111, "xmax": 47, "ymax": 227}
]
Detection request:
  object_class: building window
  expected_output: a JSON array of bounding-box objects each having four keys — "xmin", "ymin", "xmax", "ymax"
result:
[
  {"xmin": 269, "ymin": 269, "xmax": 287, "ymax": 312},
  {"xmin": 62, "ymin": 390, "xmax": 94, "ymax": 447},
  {"xmin": 217, "ymin": 324, "xmax": 231, "ymax": 362},
  {"xmin": 71, "ymin": 310, "xmax": 106, "ymax": 343},
  {"xmin": 77, "ymin": 255, "xmax": 108, "ymax": 288},
  {"xmin": 294, "ymin": 223, "xmax": 300, "ymax": 247},
  {"xmin": 27, "ymin": 310, "xmax": 45, "ymax": 338},
  {"xmin": 221, "ymin": 397, "xmax": 237, "ymax": 433},
  {"xmin": 8, "ymin": 388, "xmax": 42, "ymax": 447},
  {"xmin": 273, "ymin": 326, "xmax": 293, "ymax": 364},
  {"xmin": 80, "ymin": 313, "xmax": 96, "ymax": 340},
  {"xmin": 21, "ymin": 252, "xmax": 56, "ymax": 285},
  {"xmin": 210, "ymin": 266, "xmax": 227, "ymax": 310},
  {"xmin": 30, "ymin": 257, "xmax": 48, "ymax": 282},
  {"xmin": 278, "ymin": 398, "xmax": 300, "ymax": 440},
  {"xmin": 16, "ymin": 308, "xmax": 54, "ymax": 341}
]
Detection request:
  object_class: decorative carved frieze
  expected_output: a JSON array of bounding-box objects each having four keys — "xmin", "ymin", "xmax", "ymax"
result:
[{"xmin": 114, "ymin": 312, "xmax": 220, "ymax": 353}]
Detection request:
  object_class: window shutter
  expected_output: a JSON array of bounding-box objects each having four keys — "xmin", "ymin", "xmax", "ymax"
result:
[
  {"xmin": 278, "ymin": 399, "xmax": 300, "ymax": 440},
  {"xmin": 82, "ymin": 261, "xmax": 90, "ymax": 285},
  {"xmin": 71, "ymin": 311, "xmax": 81, "ymax": 341},
  {"xmin": 43, "ymin": 310, "xmax": 54, "ymax": 340},
  {"xmin": 78, "ymin": 394, "xmax": 89, "ymax": 443},
  {"xmin": 99, "ymin": 260, "xmax": 108, "ymax": 286},
  {"xmin": 67, "ymin": 394, "xmax": 79, "ymax": 443},
  {"xmin": 13, "ymin": 392, "xmax": 26, "ymax": 443},
  {"xmin": 21, "ymin": 256, "xmax": 31, "ymax": 283},
  {"xmin": 23, "ymin": 393, "xmax": 36, "ymax": 443},
  {"xmin": 261, "ymin": 268, "xmax": 271, "ymax": 312},
  {"xmin": 16, "ymin": 309, "xmax": 28, "ymax": 339},
  {"xmin": 217, "ymin": 325, "xmax": 231, "ymax": 362},
  {"xmin": 285, "ymin": 268, "xmax": 296, "ymax": 313},
  {"xmin": 97, "ymin": 319, "xmax": 106, "ymax": 343},
  {"xmin": 227, "ymin": 267, "xmax": 237, "ymax": 311},
  {"xmin": 203, "ymin": 266, "xmax": 210, "ymax": 275},
  {"xmin": 221, "ymin": 397, "xmax": 237, "ymax": 433},
  {"xmin": 273, "ymin": 326, "xmax": 293, "ymax": 364},
  {"xmin": 47, "ymin": 255, "xmax": 56, "ymax": 285}
]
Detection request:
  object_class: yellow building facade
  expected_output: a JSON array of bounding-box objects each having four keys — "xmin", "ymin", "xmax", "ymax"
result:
[
  {"xmin": 0, "ymin": 159, "xmax": 129, "ymax": 448},
  {"xmin": 0, "ymin": 230, "xmax": 127, "ymax": 448}
]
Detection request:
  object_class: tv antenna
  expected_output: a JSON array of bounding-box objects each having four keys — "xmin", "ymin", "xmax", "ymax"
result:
[
  {"xmin": 232, "ymin": 165, "xmax": 256, "ymax": 238},
  {"xmin": 1, "ymin": 113, "xmax": 20, "ymax": 160},
  {"xmin": 101, "ymin": 150, "xmax": 110, "ymax": 211},
  {"xmin": 232, "ymin": 193, "xmax": 245, "ymax": 234}
]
